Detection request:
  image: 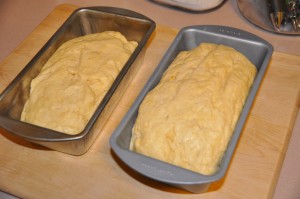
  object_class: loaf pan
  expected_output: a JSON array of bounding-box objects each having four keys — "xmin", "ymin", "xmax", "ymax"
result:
[
  {"xmin": 110, "ymin": 25, "xmax": 273, "ymax": 193},
  {"xmin": 0, "ymin": 6, "xmax": 155, "ymax": 155}
]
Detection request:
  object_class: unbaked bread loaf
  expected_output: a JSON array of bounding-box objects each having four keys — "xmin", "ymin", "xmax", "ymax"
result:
[
  {"xmin": 21, "ymin": 31, "xmax": 137, "ymax": 135},
  {"xmin": 130, "ymin": 43, "xmax": 256, "ymax": 175}
]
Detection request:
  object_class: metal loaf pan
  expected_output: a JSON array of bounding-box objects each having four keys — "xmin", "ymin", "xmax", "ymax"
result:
[
  {"xmin": 110, "ymin": 25, "xmax": 273, "ymax": 193},
  {"xmin": 0, "ymin": 7, "xmax": 155, "ymax": 155}
]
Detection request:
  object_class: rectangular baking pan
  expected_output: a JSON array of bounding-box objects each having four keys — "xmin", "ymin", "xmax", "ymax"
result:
[
  {"xmin": 110, "ymin": 25, "xmax": 273, "ymax": 193},
  {"xmin": 0, "ymin": 6, "xmax": 155, "ymax": 155}
]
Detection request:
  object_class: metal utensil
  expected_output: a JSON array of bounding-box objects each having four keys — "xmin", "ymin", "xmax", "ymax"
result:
[
  {"xmin": 237, "ymin": 0, "xmax": 300, "ymax": 35},
  {"xmin": 268, "ymin": 0, "xmax": 300, "ymax": 32},
  {"xmin": 267, "ymin": 0, "xmax": 286, "ymax": 30},
  {"xmin": 286, "ymin": 0, "xmax": 300, "ymax": 31}
]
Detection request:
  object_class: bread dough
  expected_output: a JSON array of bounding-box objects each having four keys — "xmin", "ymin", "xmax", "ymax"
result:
[
  {"xmin": 130, "ymin": 43, "xmax": 256, "ymax": 175},
  {"xmin": 21, "ymin": 31, "xmax": 137, "ymax": 135}
]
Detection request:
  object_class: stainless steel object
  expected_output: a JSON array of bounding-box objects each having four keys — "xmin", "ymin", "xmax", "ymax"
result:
[
  {"xmin": 0, "ymin": 7, "xmax": 156, "ymax": 155},
  {"xmin": 238, "ymin": 0, "xmax": 300, "ymax": 35},
  {"xmin": 286, "ymin": 0, "xmax": 300, "ymax": 31},
  {"xmin": 110, "ymin": 25, "xmax": 273, "ymax": 193},
  {"xmin": 267, "ymin": 0, "xmax": 285, "ymax": 30}
]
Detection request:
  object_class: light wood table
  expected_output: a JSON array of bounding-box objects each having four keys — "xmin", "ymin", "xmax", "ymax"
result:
[{"xmin": 0, "ymin": 2, "xmax": 299, "ymax": 199}]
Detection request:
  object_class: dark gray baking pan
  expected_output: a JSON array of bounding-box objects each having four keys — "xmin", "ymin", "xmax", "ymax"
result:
[{"xmin": 110, "ymin": 25, "xmax": 273, "ymax": 193}]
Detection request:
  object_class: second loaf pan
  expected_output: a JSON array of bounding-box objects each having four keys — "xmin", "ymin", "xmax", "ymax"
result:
[
  {"xmin": 0, "ymin": 7, "xmax": 155, "ymax": 155},
  {"xmin": 110, "ymin": 25, "xmax": 273, "ymax": 193}
]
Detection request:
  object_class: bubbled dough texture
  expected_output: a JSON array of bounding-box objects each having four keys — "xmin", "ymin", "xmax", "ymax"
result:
[
  {"xmin": 21, "ymin": 31, "xmax": 137, "ymax": 135},
  {"xmin": 130, "ymin": 43, "xmax": 257, "ymax": 175}
]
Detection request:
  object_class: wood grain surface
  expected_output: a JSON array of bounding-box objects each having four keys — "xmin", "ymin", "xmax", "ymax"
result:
[{"xmin": 0, "ymin": 4, "xmax": 299, "ymax": 199}]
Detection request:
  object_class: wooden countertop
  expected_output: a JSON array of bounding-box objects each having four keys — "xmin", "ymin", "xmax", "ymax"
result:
[{"xmin": 0, "ymin": 3, "xmax": 299, "ymax": 199}]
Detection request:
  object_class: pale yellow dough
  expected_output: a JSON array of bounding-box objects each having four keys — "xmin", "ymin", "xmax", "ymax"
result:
[
  {"xmin": 21, "ymin": 31, "xmax": 137, "ymax": 135},
  {"xmin": 130, "ymin": 43, "xmax": 256, "ymax": 175}
]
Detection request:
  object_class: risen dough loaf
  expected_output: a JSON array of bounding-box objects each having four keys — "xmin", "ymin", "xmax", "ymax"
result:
[
  {"xmin": 21, "ymin": 31, "xmax": 137, "ymax": 135},
  {"xmin": 130, "ymin": 43, "xmax": 256, "ymax": 175}
]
